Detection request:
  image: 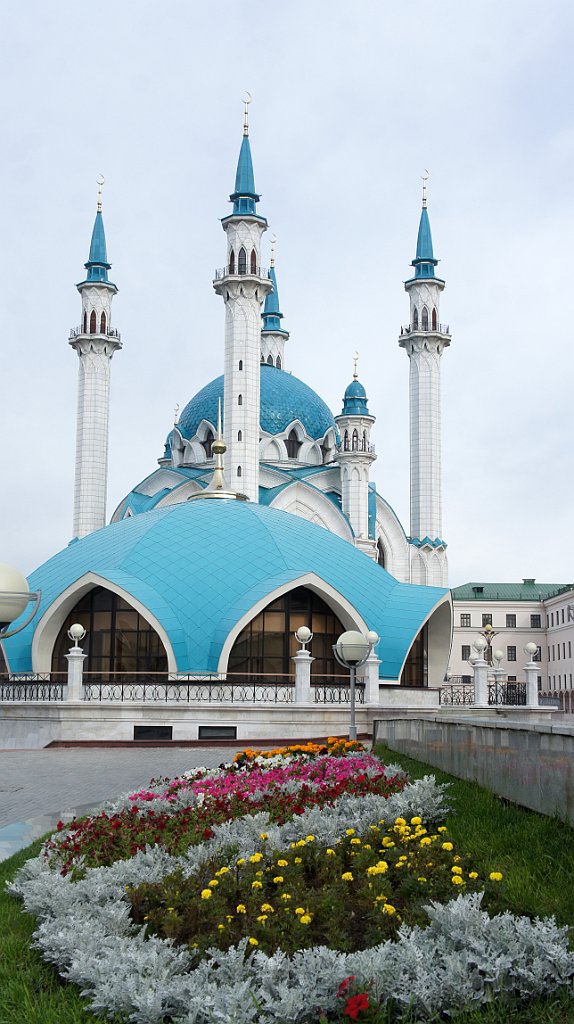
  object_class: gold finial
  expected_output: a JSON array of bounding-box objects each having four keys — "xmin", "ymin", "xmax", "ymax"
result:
[
  {"xmin": 97, "ymin": 174, "xmax": 105, "ymax": 212},
  {"xmin": 216, "ymin": 398, "xmax": 223, "ymax": 440},
  {"xmin": 211, "ymin": 399, "xmax": 227, "ymax": 490},
  {"xmin": 270, "ymin": 235, "xmax": 276, "ymax": 268},
  {"xmin": 243, "ymin": 91, "xmax": 252, "ymax": 136},
  {"xmin": 174, "ymin": 402, "xmax": 180, "ymax": 425},
  {"xmin": 353, "ymin": 351, "xmax": 359, "ymax": 380},
  {"xmin": 421, "ymin": 168, "xmax": 429, "ymax": 209}
]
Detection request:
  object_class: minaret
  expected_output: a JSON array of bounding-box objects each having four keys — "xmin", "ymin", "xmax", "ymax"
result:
[
  {"xmin": 334, "ymin": 355, "xmax": 377, "ymax": 560},
  {"xmin": 399, "ymin": 176, "xmax": 450, "ymax": 586},
  {"xmin": 260, "ymin": 238, "xmax": 289, "ymax": 369},
  {"xmin": 213, "ymin": 98, "xmax": 273, "ymax": 502},
  {"xmin": 69, "ymin": 178, "xmax": 121, "ymax": 538}
]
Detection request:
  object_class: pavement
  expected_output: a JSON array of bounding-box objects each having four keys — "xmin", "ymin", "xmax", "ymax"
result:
[{"xmin": 0, "ymin": 746, "xmax": 233, "ymax": 862}]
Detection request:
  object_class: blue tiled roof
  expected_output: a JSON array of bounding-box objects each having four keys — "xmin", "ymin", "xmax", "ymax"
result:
[
  {"xmin": 409, "ymin": 206, "xmax": 439, "ymax": 281},
  {"xmin": 78, "ymin": 210, "xmax": 115, "ymax": 286},
  {"xmin": 178, "ymin": 365, "xmax": 336, "ymax": 441},
  {"xmin": 4, "ymin": 501, "xmax": 448, "ymax": 680},
  {"xmin": 229, "ymin": 135, "xmax": 260, "ymax": 216},
  {"xmin": 341, "ymin": 378, "xmax": 370, "ymax": 415}
]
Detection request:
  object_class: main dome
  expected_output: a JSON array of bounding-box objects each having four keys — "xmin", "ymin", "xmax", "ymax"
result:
[{"xmin": 178, "ymin": 364, "xmax": 336, "ymax": 441}]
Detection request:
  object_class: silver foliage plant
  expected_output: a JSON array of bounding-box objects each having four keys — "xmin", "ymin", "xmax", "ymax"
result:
[{"xmin": 8, "ymin": 770, "xmax": 574, "ymax": 1023}]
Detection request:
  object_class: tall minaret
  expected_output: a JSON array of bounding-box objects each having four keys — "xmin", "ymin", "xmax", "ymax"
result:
[
  {"xmin": 69, "ymin": 179, "xmax": 121, "ymax": 539},
  {"xmin": 399, "ymin": 177, "xmax": 450, "ymax": 586},
  {"xmin": 335, "ymin": 356, "xmax": 377, "ymax": 560},
  {"xmin": 213, "ymin": 99, "xmax": 273, "ymax": 502},
  {"xmin": 260, "ymin": 239, "xmax": 289, "ymax": 369}
]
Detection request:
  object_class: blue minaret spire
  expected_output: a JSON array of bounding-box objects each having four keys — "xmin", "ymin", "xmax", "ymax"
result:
[
  {"xmin": 229, "ymin": 97, "xmax": 261, "ymax": 217},
  {"xmin": 410, "ymin": 173, "xmax": 439, "ymax": 280},
  {"xmin": 81, "ymin": 178, "xmax": 114, "ymax": 284},
  {"xmin": 260, "ymin": 238, "xmax": 289, "ymax": 368}
]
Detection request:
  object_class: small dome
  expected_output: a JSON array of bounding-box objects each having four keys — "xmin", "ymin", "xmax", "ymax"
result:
[
  {"xmin": 341, "ymin": 378, "xmax": 370, "ymax": 416},
  {"xmin": 178, "ymin": 364, "xmax": 336, "ymax": 441}
]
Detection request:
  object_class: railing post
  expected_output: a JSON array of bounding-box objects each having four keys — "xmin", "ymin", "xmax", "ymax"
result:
[
  {"xmin": 65, "ymin": 644, "xmax": 86, "ymax": 701},
  {"xmin": 472, "ymin": 657, "xmax": 489, "ymax": 708},
  {"xmin": 357, "ymin": 650, "xmax": 381, "ymax": 704},
  {"xmin": 292, "ymin": 649, "xmax": 314, "ymax": 703},
  {"xmin": 523, "ymin": 662, "xmax": 540, "ymax": 708}
]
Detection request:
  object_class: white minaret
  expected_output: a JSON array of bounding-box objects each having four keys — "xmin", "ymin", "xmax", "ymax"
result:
[
  {"xmin": 213, "ymin": 100, "xmax": 273, "ymax": 503},
  {"xmin": 69, "ymin": 179, "xmax": 121, "ymax": 538},
  {"xmin": 335, "ymin": 356, "xmax": 377, "ymax": 560},
  {"xmin": 260, "ymin": 239, "xmax": 289, "ymax": 369},
  {"xmin": 399, "ymin": 177, "xmax": 450, "ymax": 586}
]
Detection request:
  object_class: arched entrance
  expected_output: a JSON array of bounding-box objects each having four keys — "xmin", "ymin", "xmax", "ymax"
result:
[
  {"xmin": 51, "ymin": 586, "xmax": 168, "ymax": 675},
  {"xmin": 401, "ymin": 623, "xmax": 428, "ymax": 687},
  {"xmin": 228, "ymin": 586, "xmax": 345, "ymax": 678}
]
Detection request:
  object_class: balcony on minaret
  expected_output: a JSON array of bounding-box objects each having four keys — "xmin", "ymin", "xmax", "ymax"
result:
[
  {"xmin": 337, "ymin": 436, "xmax": 376, "ymax": 455},
  {"xmin": 214, "ymin": 263, "xmax": 270, "ymax": 282},
  {"xmin": 69, "ymin": 324, "xmax": 121, "ymax": 342},
  {"xmin": 400, "ymin": 321, "xmax": 450, "ymax": 337}
]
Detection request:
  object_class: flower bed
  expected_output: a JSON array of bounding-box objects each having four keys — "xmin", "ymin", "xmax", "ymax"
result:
[{"xmin": 9, "ymin": 743, "xmax": 574, "ymax": 1023}]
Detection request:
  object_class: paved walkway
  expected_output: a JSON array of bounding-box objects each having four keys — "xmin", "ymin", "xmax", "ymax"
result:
[{"xmin": 0, "ymin": 746, "xmax": 232, "ymax": 862}]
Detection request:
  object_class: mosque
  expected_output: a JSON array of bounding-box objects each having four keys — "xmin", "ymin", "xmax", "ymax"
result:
[{"xmin": 1, "ymin": 106, "xmax": 454, "ymax": 740}]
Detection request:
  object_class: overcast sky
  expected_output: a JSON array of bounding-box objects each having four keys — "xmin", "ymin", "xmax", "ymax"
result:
[{"xmin": 1, "ymin": 0, "xmax": 573, "ymax": 588}]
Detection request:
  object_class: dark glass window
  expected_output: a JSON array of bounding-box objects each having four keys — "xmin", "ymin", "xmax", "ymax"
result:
[
  {"xmin": 267, "ymin": 354, "xmax": 273, "ymax": 364},
  {"xmin": 228, "ymin": 587, "xmax": 345, "ymax": 680},
  {"xmin": 250, "ymin": 248, "xmax": 257, "ymax": 273},
  {"xmin": 422, "ymin": 307, "xmax": 429, "ymax": 330},
  {"xmin": 507, "ymin": 646, "xmax": 517, "ymax": 662},
  {"xmin": 238, "ymin": 394, "xmax": 243, "ymax": 406},
  {"xmin": 89, "ymin": 310, "xmax": 96, "ymax": 333},
  {"xmin": 83, "ymin": 311, "xmax": 87, "ymax": 333},
  {"xmin": 286, "ymin": 429, "xmax": 302, "ymax": 459},
  {"xmin": 238, "ymin": 247, "xmax": 247, "ymax": 274},
  {"xmin": 237, "ymin": 430, "xmax": 242, "ymax": 441},
  {"xmin": 432, "ymin": 307, "xmax": 437, "ymax": 330},
  {"xmin": 462, "ymin": 644, "xmax": 471, "ymax": 661},
  {"xmin": 51, "ymin": 587, "xmax": 168, "ymax": 675},
  {"xmin": 377, "ymin": 539, "xmax": 385, "ymax": 568},
  {"xmin": 401, "ymin": 624, "xmax": 428, "ymax": 687},
  {"xmin": 482, "ymin": 614, "xmax": 492, "ymax": 627},
  {"xmin": 100, "ymin": 312, "xmax": 106, "ymax": 334},
  {"xmin": 506, "ymin": 614, "xmax": 516, "ymax": 628},
  {"xmin": 352, "ymin": 429, "xmax": 359, "ymax": 450},
  {"xmin": 229, "ymin": 250, "xmax": 235, "ymax": 274},
  {"xmin": 276, "ymin": 355, "xmax": 282, "ymax": 369},
  {"xmin": 238, "ymin": 360, "xmax": 243, "ymax": 370},
  {"xmin": 460, "ymin": 613, "xmax": 471, "ymax": 627},
  {"xmin": 534, "ymin": 646, "xmax": 542, "ymax": 662},
  {"xmin": 237, "ymin": 465, "xmax": 242, "ymax": 477},
  {"xmin": 413, "ymin": 308, "xmax": 418, "ymax": 329},
  {"xmin": 531, "ymin": 614, "xmax": 541, "ymax": 628},
  {"xmin": 202, "ymin": 429, "xmax": 214, "ymax": 458}
]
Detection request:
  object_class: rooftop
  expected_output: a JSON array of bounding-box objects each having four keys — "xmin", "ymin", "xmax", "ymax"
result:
[{"xmin": 451, "ymin": 581, "xmax": 573, "ymax": 602}]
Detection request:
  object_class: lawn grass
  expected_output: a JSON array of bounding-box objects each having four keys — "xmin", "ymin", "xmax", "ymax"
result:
[{"xmin": 1, "ymin": 751, "xmax": 573, "ymax": 1024}]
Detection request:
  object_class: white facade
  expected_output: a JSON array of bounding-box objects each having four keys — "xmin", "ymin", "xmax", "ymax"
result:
[{"xmin": 544, "ymin": 588, "xmax": 574, "ymax": 693}]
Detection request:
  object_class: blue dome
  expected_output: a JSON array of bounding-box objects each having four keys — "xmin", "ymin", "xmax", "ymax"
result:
[
  {"xmin": 341, "ymin": 378, "xmax": 370, "ymax": 416},
  {"xmin": 4, "ymin": 501, "xmax": 448, "ymax": 680},
  {"xmin": 178, "ymin": 364, "xmax": 336, "ymax": 441}
]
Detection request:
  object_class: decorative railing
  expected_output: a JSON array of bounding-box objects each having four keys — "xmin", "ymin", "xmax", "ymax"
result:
[
  {"xmin": 214, "ymin": 266, "xmax": 269, "ymax": 280},
  {"xmin": 337, "ymin": 440, "xmax": 376, "ymax": 454},
  {"xmin": 440, "ymin": 680, "xmax": 528, "ymax": 707},
  {"xmin": 313, "ymin": 681, "xmax": 365, "ymax": 705},
  {"xmin": 83, "ymin": 673, "xmax": 294, "ymax": 704},
  {"xmin": 69, "ymin": 326, "xmax": 121, "ymax": 340},
  {"xmin": 400, "ymin": 323, "xmax": 450, "ymax": 336},
  {"xmin": 439, "ymin": 683, "xmax": 474, "ymax": 706},
  {"xmin": 539, "ymin": 690, "xmax": 572, "ymax": 712},
  {"xmin": 0, "ymin": 674, "xmax": 66, "ymax": 701}
]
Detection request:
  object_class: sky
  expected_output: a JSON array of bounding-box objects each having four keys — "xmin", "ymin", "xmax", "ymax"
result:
[{"xmin": 1, "ymin": 0, "xmax": 573, "ymax": 588}]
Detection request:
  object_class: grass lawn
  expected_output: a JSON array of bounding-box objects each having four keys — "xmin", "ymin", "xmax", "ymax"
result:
[{"xmin": 1, "ymin": 747, "xmax": 573, "ymax": 1024}]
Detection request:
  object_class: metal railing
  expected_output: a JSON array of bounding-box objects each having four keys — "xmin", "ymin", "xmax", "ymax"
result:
[
  {"xmin": 214, "ymin": 266, "xmax": 269, "ymax": 281},
  {"xmin": 439, "ymin": 683, "xmax": 474, "ymax": 706},
  {"xmin": 83, "ymin": 673, "xmax": 295, "ymax": 704},
  {"xmin": 0, "ymin": 674, "xmax": 66, "ymax": 701},
  {"xmin": 69, "ymin": 326, "xmax": 121, "ymax": 340},
  {"xmin": 313, "ymin": 681, "xmax": 365, "ymax": 704},
  {"xmin": 488, "ymin": 681, "xmax": 527, "ymax": 706},
  {"xmin": 400, "ymin": 323, "xmax": 450, "ymax": 336},
  {"xmin": 337, "ymin": 440, "xmax": 376, "ymax": 454}
]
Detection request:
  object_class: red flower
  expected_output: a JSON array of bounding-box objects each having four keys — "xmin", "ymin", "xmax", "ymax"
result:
[
  {"xmin": 344, "ymin": 993, "xmax": 369, "ymax": 1019},
  {"xmin": 337, "ymin": 976, "xmax": 355, "ymax": 999}
]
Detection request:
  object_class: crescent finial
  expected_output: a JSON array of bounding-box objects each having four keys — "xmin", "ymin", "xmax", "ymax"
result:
[
  {"xmin": 243, "ymin": 92, "xmax": 252, "ymax": 135},
  {"xmin": 353, "ymin": 350, "xmax": 359, "ymax": 380},
  {"xmin": 97, "ymin": 174, "xmax": 105, "ymax": 212},
  {"xmin": 421, "ymin": 168, "xmax": 430, "ymax": 208},
  {"xmin": 270, "ymin": 234, "xmax": 277, "ymax": 267}
]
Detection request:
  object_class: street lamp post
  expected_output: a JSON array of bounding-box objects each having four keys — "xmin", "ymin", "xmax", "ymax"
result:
[{"xmin": 333, "ymin": 629, "xmax": 379, "ymax": 741}]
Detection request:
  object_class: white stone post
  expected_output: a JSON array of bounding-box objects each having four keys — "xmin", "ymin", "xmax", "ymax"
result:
[
  {"xmin": 472, "ymin": 658, "xmax": 489, "ymax": 708},
  {"xmin": 358, "ymin": 650, "xmax": 381, "ymax": 704},
  {"xmin": 65, "ymin": 645, "xmax": 86, "ymax": 701},
  {"xmin": 292, "ymin": 649, "xmax": 314, "ymax": 704},
  {"xmin": 523, "ymin": 643, "xmax": 540, "ymax": 708}
]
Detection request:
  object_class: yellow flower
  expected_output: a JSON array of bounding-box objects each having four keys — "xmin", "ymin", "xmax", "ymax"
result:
[
  {"xmin": 294, "ymin": 857, "xmax": 302, "ymax": 864},
  {"xmin": 469, "ymin": 871, "xmax": 478, "ymax": 879},
  {"xmin": 217, "ymin": 923, "xmax": 225, "ymax": 931},
  {"xmin": 260, "ymin": 903, "xmax": 274, "ymax": 913},
  {"xmin": 489, "ymin": 871, "xmax": 503, "ymax": 882},
  {"xmin": 248, "ymin": 937, "xmax": 259, "ymax": 946},
  {"xmin": 398, "ymin": 855, "xmax": 407, "ymax": 861},
  {"xmin": 167, "ymin": 907, "xmax": 175, "ymax": 912},
  {"xmin": 260, "ymin": 833, "xmax": 269, "ymax": 840},
  {"xmin": 273, "ymin": 876, "xmax": 284, "ymax": 884},
  {"xmin": 300, "ymin": 914, "xmax": 312, "ymax": 925},
  {"xmin": 255, "ymin": 870, "xmax": 263, "ymax": 877},
  {"xmin": 216, "ymin": 866, "xmax": 230, "ymax": 876},
  {"xmin": 364, "ymin": 844, "xmax": 372, "ymax": 850},
  {"xmin": 237, "ymin": 858, "xmax": 245, "ymax": 865},
  {"xmin": 341, "ymin": 872, "xmax": 354, "ymax": 881},
  {"xmin": 306, "ymin": 835, "xmax": 315, "ymax": 842},
  {"xmin": 417, "ymin": 877, "xmax": 427, "ymax": 883},
  {"xmin": 453, "ymin": 855, "xmax": 461, "ymax": 863},
  {"xmin": 236, "ymin": 904, "xmax": 247, "ymax": 913},
  {"xmin": 442, "ymin": 842, "xmax": 454, "ymax": 851},
  {"xmin": 201, "ymin": 889, "xmax": 212, "ymax": 900},
  {"xmin": 382, "ymin": 903, "xmax": 396, "ymax": 915},
  {"xmin": 208, "ymin": 879, "xmax": 219, "ymax": 887},
  {"xmin": 382, "ymin": 838, "xmax": 395, "ymax": 848},
  {"xmin": 419, "ymin": 837, "xmax": 432, "ymax": 847},
  {"xmin": 411, "ymin": 817, "xmax": 422, "ymax": 825},
  {"xmin": 143, "ymin": 914, "xmax": 150, "ymax": 921},
  {"xmin": 257, "ymin": 914, "xmax": 268, "ymax": 923},
  {"xmin": 296, "ymin": 839, "xmax": 306, "ymax": 847},
  {"xmin": 295, "ymin": 907, "xmax": 305, "ymax": 915},
  {"xmin": 277, "ymin": 860, "xmax": 288, "ymax": 867},
  {"xmin": 252, "ymin": 880, "xmax": 263, "ymax": 889},
  {"xmin": 366, "ymin": 861, "xmax": 388, "ymax": 876},
  {"xmin": 326, "ymin": 849, "xmax": 335, "ymax": 857},
  {"xmin": 249, "ymin": 853, "xmax": 263, "ymax": 863},
  {"xmin": 281, "ymin": 893, "xmax": 291, "ymax": 900},
  {"xmin": 394, "ymin": 817, "xmax": 406, "ymax": 826},
  {"xmin": 346, "ymin": 828, "xmax": 356, "ymax": 836},
  {"xmin": 451, "ymin": 866, "xmax": 463, "ymax": 875},
  {"xmin": 438, "ymin": 826, "xmax": 448, "ymax": 833},
  {"xmin": 451, "ymin": 876, "xmax": 464, "ymax": 886},
  {"xmin": 350, "ymin": 838, "xmax": 361, "ymax": 846}
]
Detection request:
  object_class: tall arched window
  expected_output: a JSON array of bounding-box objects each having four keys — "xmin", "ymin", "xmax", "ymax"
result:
[
  {"xmin": 229, "ymin": 249, "xmax": 235, "ymax": 274},
  {"xmin": 228, "ymin": 587, "xmax": 345, "ymax": 679},
  {"xmin": 276, "ymin": 355, "xmax": 282, "ymax": 369},
  {"xmin": 362, "ymin": 430, "xmax": 367, "ymax": 451},
  {"xmin": 352, "ymin": 428, "xmax": 359, "ymax": 451},
  {"xmin": 413, "ymin": 308, "xmax": 419, "ymax": 330},
  {"xmin": 238, "ymin": 359, "xmax": 243, "ymax": 370},
  {"xmin": 83, "ymin": 312, "xmax": 87, "ymax": 333},
  {"xmin": 238, "ymin": 247, "xmax": 247, "ymax": 274},
  {"xmin": 51, "ymin": 586, "xmax": 168, "ymax": 675},
  {"xmin": 422, "ymin": 307, "xmax": 429, "ymax": 331},
  {"xmin": 237, "ymin": 465, "xmax": 242, "ymax": 477},
  {"xmin": 237, "ymin": 430, "xmax": 242, "ymax": 441},
  {"xmin": 100, "ymin": 312, "xmax": 106, "ymax": 334},
  {"xmin": 202, "ymin": 429, "xmax": 214, "ymax": 458},
  {"xmin": 377, "ymin": 539, "xmax": 386, "ymax": 568},
  {"xmin": 344, "ymin": 430, "xmax": 350, "ymax": 451},
  {"xmin": 267, "ymin": 354, "xmax": 273, "ymax": 365},
  {"xmin": 238, "ymin": 394, "xmax": 243, "ymax": 406},
  {"xmin": 286, "ymin": 429, "xmax": 302, "ymax": 459},
  {"xmin": 250, "ymin": 248, "xmax": 257, "ymax": 274},
  {"xmin": 89, "ymin": 310, "xmax": 96, "ymax": 333},
  {"xmin": 260, "ymin": 354, "xmax": 265, "ymax": 362},
  {"xmin": 432, "ymin": 307, "xmax": 437, "ymax": 330}
]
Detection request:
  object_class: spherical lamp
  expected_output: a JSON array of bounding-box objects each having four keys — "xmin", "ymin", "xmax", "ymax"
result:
[{"xmin": 0, "ymin": 564, "xmax": 30, "ymax": 629}]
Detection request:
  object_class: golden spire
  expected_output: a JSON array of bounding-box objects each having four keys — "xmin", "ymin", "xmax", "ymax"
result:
[
  {"xmin": 270, "ymin": 235, "xmax": 276, "ymax": 268},
  {"xmin": 353, "ymin": 351, "xmax": 359, "ymax": 381},
  {"xmin": 97, "ymin": 174, "xmax": 105, "ymax": 213},
  {"xmin": 210, "ymin": 399, "xmax": 227, "ymax": 491},
  {"xmin": 243, "ymin": 91, "xmax": 252, "ymax": 136},
  {"xmin": 421, "ymin": 168, "xmax": 429, "ymax": 209}
]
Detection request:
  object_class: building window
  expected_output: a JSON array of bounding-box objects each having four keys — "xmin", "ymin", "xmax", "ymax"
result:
[
  {"xmin": 51, "ymin": 586, "xmax": 168, "ymax": 675},
  {"xmin": 83, "ymin": 311, "xmax": 87, "ymax": 332},
  {"xmin": 461, "ymin": 645, "xmax": 471, "ymax": 661},
  {"xmin": 422, "ymin": 307, "xmax": 429, "ymax": 330},
  {"xmin": 237, "ymin": 465, "xmax": 242, "ymax": 477},
  {"xmin": 89, "ymin": 310, "xmax": 96, "ymax": 333},
  {"xmin": 229, "ymin": 250, "xmax": 235, "ymax": 274},
  {"xmin": 250, "ymin": 248, "xmax": 257, "ymax": 274},
  {"xmin": 100, "ymin": 312, "xmax": 106, "ymax": 334},
  {"xmin": 276, "ymin": 355, "xmax": 282, "ymax": 368},
  {"xmin": 562, "ymin": 608, "xmax": 565, "ymax": 624},
  {"xmin": 237, "ymin": 430, "xmax": 242, "ymax": 441},
  {"xmin": 202, "ymin": 429, "xmax": 214, "ymax": 458},
  {"xmin": 531, "ymin": 614, "xmax": 541, "ymax": 628},
  {"xmin": 432, "ymin": 307, "xmax": 437, "ymax": 330},
  {"xmin": 238, "ymin": 360, "xmax": 243, "ymax": 370},
  {"xmin": 286, "ymin": 429, "xmax": 302, "ymax": 459},
  {"xmin": 533, "ymin": 646, "xmax": 542, "ymax": 662},
  {"xmin": 569, "ymin": 641, "xmax": 572, "ymax": 659},
  {"xmin": 377, "ymin": 539, "xmax": 385, "ymax": 568},
  {"xmin": 343, "ymin": 430, "xmax": 349, "ymax": 451},
  {"xmin": 352, "ymin": 428, "xmax": 359, "ymax": 450},
  {"xmin": 507, "ymin": 675, "xmax": 517, "ymax": 682},
  {"xmin": 238, "ymin": 394, "xmax": 242, "ymax": 406},
  {"xmin": 551, "ymin": 612, "xmax": 554, "ymax": 626},
  {"xmin": 507, "ymin": 646, "xmax": 517, "ymax": 662},
  {"xmin": 506, "ymin": 614, "xmax": 516, "ymax": 628},
  {"xmin": 460, "ymin": 614, "xmax": 471, "ymax": 627},
  {"xmin": 412, "ymin": 308, "xmax": 418, "ymax": 329},
  {"xmin": 267, "ymin": 354, "xmax": 273, "ymax": 364},
  {"xmin": 482, "ymin": 614, "xmax": 492, "ymax": 627},
  {"xmin": 238, "ymin": 247, "xmax": 247, "ymax": 274}
]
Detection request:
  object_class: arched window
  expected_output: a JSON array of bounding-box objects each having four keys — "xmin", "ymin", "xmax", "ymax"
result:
[
  {"xmin": 377, "ymin": 539, "xmax": 386, "ymax": 568},
  {"xmin": 432, "ymin": 307, "xmax": 437, "ymax": 330},
  {"xmin": 83, "ymin": 312, "xmax": 87, "ymax": 333},
  {"xmin": 51, "ymin": 586, "xmax": 168, "ymax": 675},
  {"xmin": 238, "ymin": 394, "xmax": 243, "ymax": 405},
  {"xmin": 250, "ymin": 248, "xmax": 257, "ymax": 274},
  {"xmin": 229, "ymin": 249, "xmax": 235, "ymax": 274},
  {"xmin": 422, "ymin": 307, "xmax": 429, "ymax": 331},
  {"xmin": 237, "ymin": 465, "xmax": 242, "ymax": 477},
  {"xmin": 286, "ymin": 429, "xmax": 302, "ymax": 459},
  {"xmin": 362, "ymin": 430, "xmax": 367, "ymax": 451},
  {"xmin": 238, "ymin": 359, "xmax": 243, "ymax": 370},
  {"xmin": 238, "ymin": 247, "xmax": 247, "ymax": 274},
  {"xmin": 401, "ymin": 623, "xmax": 428, "ymax": 688},
  {"xmin": 89, "ymin": 310, "xmax": 96, "ymax": 334},
  {"xmin": 237, "ymin": 430, "xmax": 242, "ymax": 441},
  {"xmin": 352, "ymin": 428, "xmax": 359, "ymax": 451},
  {"xmin": 260, "ymin": 354, "xmax": 264, "ymax": 362},
  {"xmin": 276, "ymin": 355, "xmax": 282, "ymax": 369},
  {"xmin": 228, "ymin": 587, "xmax": 345, "ymax": 679},
  {"xmin": 202, "ymin": 429, "xmax": 214, "ymax": 458},
  {"xmin": 100, "ymin": 312, "xmax": 106, "ymax": 334},
  {"xmin": 267, "ymin": 354, "xmax": 273, "ymax": 365},
  {"xmin": 413, "ymin": 308, "xmax": 419, "ymax": 330},
  {"xmin": 344, "ymin": 430, "xmax": 350, "ymax": 451}
]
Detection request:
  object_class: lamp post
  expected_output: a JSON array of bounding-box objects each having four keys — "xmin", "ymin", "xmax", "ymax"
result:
[
  {"xmin": 66, "ymin": 624, "xmax": 87, "ymax": 701},
  {"xmin": 333, "ymin": 629, "xmax": 379, "ymax": 741},
  {"xmin": 0, "ymin": 563, "xmax": 41, "ymax": 640},
  {"xmin": 478, "ymin": 622, "xmax": 498, "ymax": 666}
]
